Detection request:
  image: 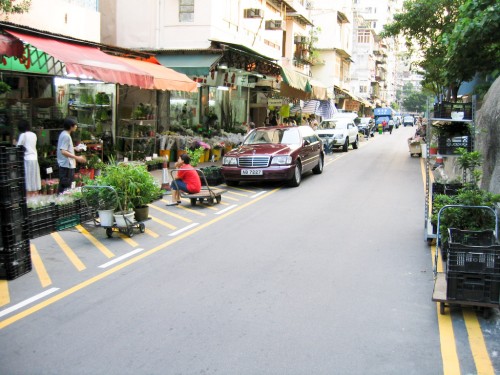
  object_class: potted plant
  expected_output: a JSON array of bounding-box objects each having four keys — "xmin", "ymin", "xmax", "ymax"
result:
[
  {"xmin": 431, "ymin": 148, "xmax": 500, "ymax": 244},
  {"xmin": 99, "ymin": 162, "xmax": 161, "ymax": 224},
  {"xmin": 82, "ymin": 173, "xmax": 118, "ymax": 227}
]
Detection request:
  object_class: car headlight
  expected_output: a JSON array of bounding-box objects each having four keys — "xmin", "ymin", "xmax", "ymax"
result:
[
  {"xmin": 271, "ymin": 155, "xmax": 292, "ymax": 165},
  {"xmin": 222, "ymin": 156, "xmax": 238, "ymax": 165}
]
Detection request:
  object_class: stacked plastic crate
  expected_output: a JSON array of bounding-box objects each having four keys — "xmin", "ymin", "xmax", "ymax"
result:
[
  {"xmin": 0, "ymin": 146, "xmax": 32, "ymax": 280},
  {"xmin": 446, "ymin": 228, "xmax": 500, "ymax": 303}
]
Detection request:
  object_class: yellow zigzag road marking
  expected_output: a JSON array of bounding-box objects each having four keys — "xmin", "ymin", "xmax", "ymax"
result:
[
  {"xmin": 0, "ymin": 187, "xmax": 280, "ymax": 330},
  {"xmin": 75, "ymin": 225, "xmax": 114, "ymax": 258},
  {"xmin": 0, "ymin": 281, "xmax": 9, "ymax": 307},
  {"xmin": 155, "ymin": 202, "xmax": 192, "ymax": 222},
  {"xmin": 150, "ymin": 216, "xmax": 177, "ymax": 230},
  {"xmin": 30, "ymin": 243, "xmax": 52, "ymax": 288},
  {"xmin": 51, "ymin": 232, "xmax": 86, "ymax": 271}
]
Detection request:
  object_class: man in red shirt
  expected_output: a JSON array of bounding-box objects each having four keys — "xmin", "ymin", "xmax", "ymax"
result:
[{"xmin": 167, "ymin": 153, "xmax": 201, "ymax": 206}]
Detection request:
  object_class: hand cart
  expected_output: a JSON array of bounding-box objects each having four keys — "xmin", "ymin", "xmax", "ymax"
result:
[
  {"xmin": 81, "ymin": 185, "xmax": 146, "ymax": 238},
  {"xmin": 432, "ymin": 205, "xmax": 499, "ymax": 317},
  {"xmin": 169, "ymin": 168, "xmax": 226, "ymax": 207},
  {"xmin": 407, "ymin": 138, "xmax": 422, "ymax": 157}
]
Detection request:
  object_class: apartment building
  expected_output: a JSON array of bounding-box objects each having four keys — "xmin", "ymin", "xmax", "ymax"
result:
[{"xmin": 100, "ymin": 0, "xmax": 326, "ymax": 126}]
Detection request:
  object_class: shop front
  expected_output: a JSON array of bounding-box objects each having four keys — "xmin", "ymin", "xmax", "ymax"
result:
[{"xmin": 0, "ymin": 23, "xmax": 200, "ymax": 170}]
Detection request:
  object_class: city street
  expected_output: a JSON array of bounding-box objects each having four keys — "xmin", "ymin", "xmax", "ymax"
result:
[{"xmin": 1, "ymin": 126, "xmax": 499, "ymax": 374}]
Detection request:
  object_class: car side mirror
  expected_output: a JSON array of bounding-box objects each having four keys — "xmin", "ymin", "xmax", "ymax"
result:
[{"xmin": 303, "ymin": 139, "xmax": 311, "ymax": 146}]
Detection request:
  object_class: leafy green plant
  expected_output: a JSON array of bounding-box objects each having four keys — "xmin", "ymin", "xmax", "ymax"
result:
[
  {"xmin": 186, "ymin": 147, "xmax": 205, "ymax": 167},
  {"xmin": 455, "ymin": 147, "xmax": 482, "ymax": 185},
  {"xmin": 97, "ymin": 162, "xmax": 161, "ymax": 211}
]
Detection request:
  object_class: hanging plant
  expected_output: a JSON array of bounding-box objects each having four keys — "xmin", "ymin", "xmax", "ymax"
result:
[{"xmin": 0, "ymin": 81, "xmax": 11, "ymax": 95}]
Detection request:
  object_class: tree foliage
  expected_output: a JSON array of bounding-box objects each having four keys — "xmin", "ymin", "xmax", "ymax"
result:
[
  {"xmin": 382, "ymin": 0, "xmax": 499, "ymax": 101},
  {"xmin": 445, "ymin": 0, "xmax": 500, "ymax": 84},
  {"xmin": 0, "ymin": 0, "xmax": 31, "ymax": 17}
]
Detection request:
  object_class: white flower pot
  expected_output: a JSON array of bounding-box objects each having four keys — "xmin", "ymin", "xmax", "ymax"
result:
[
  {"xmin": 114, "ymin": 211, "xmax": 135, "ymax": 227},
  {"xmin": 97, "ymin": 209, "xmax": 115, "ymax": 227}
]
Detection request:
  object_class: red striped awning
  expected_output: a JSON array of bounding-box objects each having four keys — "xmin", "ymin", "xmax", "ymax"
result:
[{"xmin": 6, "ymin": 30, "xmax": 153, "ymax": 88}]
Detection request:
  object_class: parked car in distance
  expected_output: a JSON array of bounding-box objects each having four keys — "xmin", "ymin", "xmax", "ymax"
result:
[
  {"xmin": 403, "ymin": 115, "xmax": 415, "ymax": 126},
  {"xmin": 221, "ymin": 125, "xmax": 324, "ymax": 187},
  {"xmin": 356, "ymin": 117, "xmax": 375, "ymax": 138},
  {"xmin": 316, "ymin": 118, "xmax": 359, "ymax": 152}
]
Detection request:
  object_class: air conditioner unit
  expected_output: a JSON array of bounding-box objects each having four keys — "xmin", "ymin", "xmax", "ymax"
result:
[
  {"xmin": 265, "ymin": 20, "xmax": 283, "ymax": 30},
  {"xmin": 244, "ymin": 8, "xmax": 262, "ymax": 18}
]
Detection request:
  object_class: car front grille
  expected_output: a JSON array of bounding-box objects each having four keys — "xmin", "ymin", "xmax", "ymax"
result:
[{"xmin": 238, "ymin": 156, "xmax": 270, "ymax": 167}]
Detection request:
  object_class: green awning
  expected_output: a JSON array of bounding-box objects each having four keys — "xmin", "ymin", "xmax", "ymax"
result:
[
  {"xmin": 281, "ymin": 66, "xmax": 311, "ymax": 92},
  {"xmin": 156, "ymin": 54, "xmax": 222, "ymax": 76}
]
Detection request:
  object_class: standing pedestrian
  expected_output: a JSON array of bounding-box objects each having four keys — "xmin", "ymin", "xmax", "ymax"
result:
[
  {"xmin": 16, "ymin": 119, "xmax": 41, "ymax": 197},
  {"xmin": 57, "ymin": 117, "xmax": 86, "ymax": 194}
]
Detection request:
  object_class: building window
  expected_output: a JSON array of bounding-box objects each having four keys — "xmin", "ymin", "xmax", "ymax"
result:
[
  {"xmin": 179, "ymin": 0, "xmax": 194, "ymax": 22},
  {"xmin": 357, "ymin": 30, "xmax": 370, "ymax": 44},
  {"xmin": 360, "ymin": 85, "xmax": 368, "ymax": 93}
]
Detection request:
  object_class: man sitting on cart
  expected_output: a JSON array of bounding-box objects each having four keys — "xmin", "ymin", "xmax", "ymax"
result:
[{"xmin": 167, "ymin": 153, "xmax": 201, "ymax": 206}]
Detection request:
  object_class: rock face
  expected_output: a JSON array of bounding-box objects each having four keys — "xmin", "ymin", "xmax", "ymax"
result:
[{"xmin": 476, "ymin": 77, "xmax": 500, "ymax": 194}]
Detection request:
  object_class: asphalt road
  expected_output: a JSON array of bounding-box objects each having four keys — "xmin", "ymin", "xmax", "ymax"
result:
[{"xmin": 1, "ymin": 126, "xmax": 499, "ymax": 374}]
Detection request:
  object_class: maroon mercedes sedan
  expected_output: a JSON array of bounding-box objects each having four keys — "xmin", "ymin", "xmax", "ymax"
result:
[{"xmin": 221, "ymin": 125, "xmax": 324, "ymax": 187}]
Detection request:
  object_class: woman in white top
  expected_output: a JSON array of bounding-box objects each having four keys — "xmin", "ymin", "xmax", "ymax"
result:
[{"xmin": 17, "ymin": 120, "xmax": 41, "ymax": 197}]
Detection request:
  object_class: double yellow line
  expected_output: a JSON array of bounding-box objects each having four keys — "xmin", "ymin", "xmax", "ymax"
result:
[{"xmin": 420, "ymin": 159, "xmax": 495, "ymax": 374}]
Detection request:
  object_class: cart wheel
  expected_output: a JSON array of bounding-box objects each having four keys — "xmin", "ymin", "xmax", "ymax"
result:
[
  {"xmin": 190, "ymin": 198, "xmax": 197, "ymax": 206},
  {"xmin": 440, "ymin": 302, "xmax": 446, "ymax": 315},
  {"xmin": 207, "ymin": 197, "xmax": 214, "ymax": 205},
  {"xmin": 128, "ymin": 228, "xmax": 134, "ymax": 238},
  {"xmin": 139, "ymin": 223, "xmax": 145, "ymax": 233},
  {"xmin": 106, "ymin": 228, "xmax": 113, "ymax": 238},
  {"xmin": 216, "ymin": 195, "xmax": 221, "ymax": 204}
]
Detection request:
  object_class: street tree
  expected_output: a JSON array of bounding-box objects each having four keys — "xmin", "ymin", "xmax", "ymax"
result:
[
  {"xmin": 382, "ymin": 0, "xmax": 463, "ymax": 101},
  {"xmin": 0, "ymin": 0, "xmax": 31, "ymax": 18},
  {"xmin": 445, "ymin": 0, "xmax": 500, "ymax": 88}
]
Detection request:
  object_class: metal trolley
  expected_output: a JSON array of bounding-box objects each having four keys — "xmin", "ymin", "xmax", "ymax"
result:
[
  {"xmin": 432, "ymin": 205, "xmax": 499, "ymax": 317},
  {"xmin": 169, "ymin": 168, "xmax": 226, "ymax": 206},
  {"xmin": 81, "ymin": 185, "xmax": 146, "ymax": 238}
]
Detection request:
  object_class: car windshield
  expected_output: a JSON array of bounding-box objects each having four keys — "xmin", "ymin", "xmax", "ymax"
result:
[
  {"xmin": 244, "ymin": 128, "xmax": 301, "ymax": 145},
  {"xmin": 319, "ymin": 121, "xmax": 347, "ymax": 130}
]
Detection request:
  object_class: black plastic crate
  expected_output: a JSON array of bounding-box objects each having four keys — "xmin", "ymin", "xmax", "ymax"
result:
[
  {"xmin": 0, "ymin": 202, "xmax": 28, "ymax": 224},
  {"xmin": 28, "ymin": 204, "xmax": 56, "ymax": 225},
  {"xmin": 29, "ymin": 218, "xmax": 55, "ymax": 239},
  {"xmin": 0, "ymin": 160, "xmax": 24, "ymax": 182},
  {"xmin": 0, "ymin": 146, "xmax": 24, "ymax": 163},
  {"xmin": 0, "ymin": 220, "xmax": 30, "ymax": 250},
  {"xmin": 438, "ymin": 136, "xmax": 472, "ymax": 155},
  {"xmin": 448, "ymin": 228, "xmax": 497, "ymax": 246},
  {"xmin": 56, "ymin": 200, "xmax": 81, "ymax": 220},
  {"xmin": 446, "ymin": 272, "xmax": 500, "ymax": 303},
  {"xmin": 0, "ymin": 179, "xmax": 26, "ymax": 206},
  {"xmin": 0, "ymin": 240, "xmax": 30, "ymax": 263},
  {"xmin": 79, "ymin": 205, "xmax": 95, "ymax": 223},
  {"xmin": 447, "ymin": 245, "xmax": 500, "ymax": 274},
  {"xmin": 0, "ymin": 254, "xmax": 32, "ymax": 280}
]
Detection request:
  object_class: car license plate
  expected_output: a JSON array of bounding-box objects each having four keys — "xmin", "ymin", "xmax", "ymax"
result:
[{"xmin": 241, "ymin": 169, "xmax": 263, "ymax": 175}]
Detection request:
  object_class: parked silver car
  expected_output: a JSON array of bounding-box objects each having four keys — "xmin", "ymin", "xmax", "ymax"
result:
[{"xmin": 316, "ymin": 118, "xmax": 359, "ymax": 152}]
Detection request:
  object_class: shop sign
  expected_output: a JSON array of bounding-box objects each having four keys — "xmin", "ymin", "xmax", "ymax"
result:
[
  {"xmin": 0, "ymin": 45, "xmax": 48, "ymax": 74},
  {"xmin": 345, "ymin": 99, "xmax": 360, "ymax": 112},
  {"xmin": 268, "ymin": 98, "xmax": 283, "ymax": 107}
]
